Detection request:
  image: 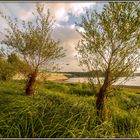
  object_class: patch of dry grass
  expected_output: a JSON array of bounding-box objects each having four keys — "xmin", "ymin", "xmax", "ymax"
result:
[{"xmin": 13, "ymin": 73, "xmax": 68, "ymax": 81}]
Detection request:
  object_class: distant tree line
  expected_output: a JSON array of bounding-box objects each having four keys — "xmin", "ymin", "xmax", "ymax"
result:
[
  {"xmin": 58, "ymin": 71, "xmax": 140, "ymax": 78},
  {"xmin": 58, "ymin": 71, "xmax": 104, "ymax": 78}
]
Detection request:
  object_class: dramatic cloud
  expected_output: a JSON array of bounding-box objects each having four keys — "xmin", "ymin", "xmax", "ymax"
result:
[
  {"xmin": 0, "ymin": 2, "xmax": 101, "ymax": 72},
  {"xmin": 45, "ymin": 3, "xmax": 96, "ymax": 22},
  {"xmin": 16, "ymin": 2, "xmax": 96, "ymax": 22}
]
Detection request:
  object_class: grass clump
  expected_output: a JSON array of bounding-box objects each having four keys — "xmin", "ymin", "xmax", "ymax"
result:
[{"xmin": 0, "ymin": 80, "xmax": 140, "ymax": 138}]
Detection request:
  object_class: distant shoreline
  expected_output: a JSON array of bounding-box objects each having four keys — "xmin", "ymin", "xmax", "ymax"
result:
[
  {"xmin": 114, "ymin": 85, "xmax": 140, "ymax": 90},
  {"xmin": 52, "ymin": 79, "xmax": 140, "ymax": 90},
  {"xmin": 13, "ymin": 73, "xmax": 140, "ymax": 90}
]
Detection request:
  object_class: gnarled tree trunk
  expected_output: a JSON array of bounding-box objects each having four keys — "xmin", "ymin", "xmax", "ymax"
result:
[
  {"xmin": 96, "ymin": 85, "xmax": 107, "ymax": 123},
  {"xmin": 96, "ymin": 70, "xmax": 109, "ymax": 123},
  {"xmin": 26, "ymin": 70, "xmax": 37, "ymax": 96}
]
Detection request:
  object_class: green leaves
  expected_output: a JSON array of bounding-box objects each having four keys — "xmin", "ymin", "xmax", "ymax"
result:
[
  {"xmin": 76, "ymin": 2, "xmax": 140, "ymax": 88},
  {"xmin": 0, "ymin": 58, "xmax": 16, "ymax": 81},
  {"xmin": 0, "ymin": 3, "xmax": 65, "ymax": 72}
]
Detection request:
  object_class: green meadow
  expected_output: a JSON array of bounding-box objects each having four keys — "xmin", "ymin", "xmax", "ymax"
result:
[{"xmin": 0, "ymin": 80, "xmax": 140, "ymax": 138}]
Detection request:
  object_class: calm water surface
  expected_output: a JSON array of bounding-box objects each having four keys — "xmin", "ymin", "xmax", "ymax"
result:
[{"xmin": 65, "ymin": 76, "xmax": 140, "ymax": 86}]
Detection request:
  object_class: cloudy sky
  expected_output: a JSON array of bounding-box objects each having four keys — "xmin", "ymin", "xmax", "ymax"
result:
[{"xmin": 0, "ymin": 2, "xmax": 106, "ymax": 72}]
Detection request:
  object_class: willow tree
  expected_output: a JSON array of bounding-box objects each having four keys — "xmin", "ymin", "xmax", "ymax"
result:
[
  {"xmin": 0, "ymin": 4, "xmax": 65, "ymax": 95},
  {"xmin": 76, "ymin": 2, "xmax": 140, "ymax": 122}
]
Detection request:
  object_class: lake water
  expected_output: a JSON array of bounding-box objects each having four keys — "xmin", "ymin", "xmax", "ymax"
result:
[{"xmin": 65, "ymin": 76, "xmax": 140, "ymax": 87}]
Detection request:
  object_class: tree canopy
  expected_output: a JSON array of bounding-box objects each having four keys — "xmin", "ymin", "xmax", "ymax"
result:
[
  {"xmin": 0, "ymin": 3, "xmax": 65, "ymax": 95},
  {"xmin": 76, "ymin": 2, "xmax": 140, "ymax": 122},
  {"xmin": 76, "ymin": 2, "xmax": 140, "ymax": 91},
  {"xmin": 0, "ymin": 3, "xmax": 65, "ymax": 73}
]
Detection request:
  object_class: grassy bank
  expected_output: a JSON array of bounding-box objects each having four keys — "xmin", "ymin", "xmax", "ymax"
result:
[{"xmin": 0, "ymin": 80, "xmax": 140, "ymax": 138}]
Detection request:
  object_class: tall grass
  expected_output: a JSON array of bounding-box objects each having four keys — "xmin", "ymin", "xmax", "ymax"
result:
[{"xmin": 0, "ymin": 80, "xmax": 140, "ymax": 138}]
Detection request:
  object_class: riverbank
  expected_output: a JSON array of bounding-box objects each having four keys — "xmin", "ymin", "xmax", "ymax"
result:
[
  {"xmin": 116, "ymin": 85, "xmax": 140, "ymax": 90},
  {"xmin": 13, "ymin": 73, "xmax": 140, "ymax": 90}
]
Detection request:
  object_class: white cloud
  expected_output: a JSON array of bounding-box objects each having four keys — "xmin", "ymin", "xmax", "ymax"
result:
[
  {"xmin": 54, "ymin": 8, "xmax": 69, "ymax": 22},
  {"xmin": 70, "ymin": 24, "xmax": 75, "ymax": 29},
  {"xmin": 0, "ymin": 2, "xmax": 97, "ymax": 72},
  {"xmin": 70, "ymin": 25, "xmax": 85, "ymax": 33},
  {"xmin": 53, "ymin": 23, "xmax": 64, "ymax": 29},
  {"xmin": 0, "ymin": 2, "xmax": 96, "ymax": 25},
  {"xmin": 77, "ymin": 27, "xmax": 85, "ymax": 33},
  {"xmin": 45, "ymin": 2, "xmax": 96, "ymax": 22},
  {"xmin": 68, "ymin": 3, "xmax": 94, "ymax": 16}
]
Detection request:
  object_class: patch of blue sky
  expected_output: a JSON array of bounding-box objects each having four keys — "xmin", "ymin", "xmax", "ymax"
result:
[
  {"xmin": 58, "ymin": 3, "xmax": 106, "ymax": 27},
  {"xmin": 58, "ymin": 13, "xmax": 81, "ymax": 27}
]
